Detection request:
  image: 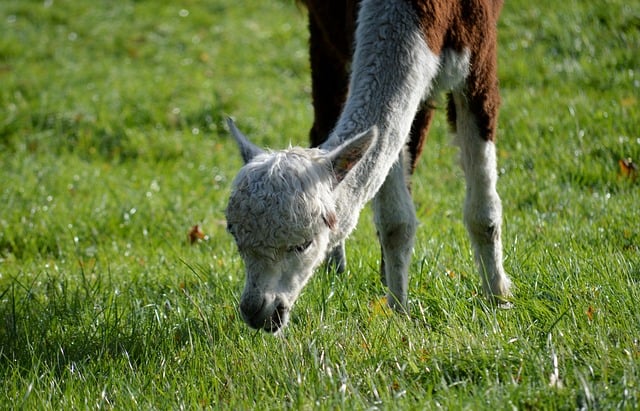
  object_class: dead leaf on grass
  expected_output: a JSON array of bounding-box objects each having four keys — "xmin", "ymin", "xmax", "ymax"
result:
[
  {"xmin": 188, "ymin": 224, "xmax": 206, "ymax": 244},
  {"xmin": 618, "ymin": 158, "xmax": 638, "ymax": 181}
]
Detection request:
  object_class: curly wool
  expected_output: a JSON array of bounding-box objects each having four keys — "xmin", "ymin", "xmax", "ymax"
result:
[{"xmin": 226, "ymin": 147, "xmax": 336, "ymax": 250}]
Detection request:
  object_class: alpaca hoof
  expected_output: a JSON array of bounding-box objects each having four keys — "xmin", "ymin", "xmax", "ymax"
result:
[
  {"xmin": 387, "ymin": 297, "xmax": 409, "ymax": 316},
  {"xmin": 490, "ymin": 289, "xmax": 513, "ymax": 309},
  {"xmin": 497, "ymin": 300, "xmax": 514, "ymax": 309}
]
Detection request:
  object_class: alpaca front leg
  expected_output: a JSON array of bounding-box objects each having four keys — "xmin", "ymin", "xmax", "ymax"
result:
[{"xmin": 372, "ymin": 155, "xmax": 416, "ymax": 312}]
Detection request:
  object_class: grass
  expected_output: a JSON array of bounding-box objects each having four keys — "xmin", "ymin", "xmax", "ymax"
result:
[{"xmin": 1, "ymin": 0, "xmax": 639, "ymax": 409}]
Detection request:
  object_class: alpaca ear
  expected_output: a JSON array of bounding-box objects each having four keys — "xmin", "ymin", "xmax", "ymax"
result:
[
  {"xmin": 226, "ymin": 117, "xmax": 264, "ymax": 164},
  {"xmin": 327, "ymin": 127, "xmax": 378, "ymax": 182}
]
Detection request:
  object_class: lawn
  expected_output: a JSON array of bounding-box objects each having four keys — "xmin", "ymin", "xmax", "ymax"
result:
[{"xmin": 1, "ymin": 0, "xmax": 638, "ymax": 409}]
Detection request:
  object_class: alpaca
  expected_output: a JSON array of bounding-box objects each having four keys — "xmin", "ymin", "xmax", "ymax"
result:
[{"xmin": 226, "ymin": 0, "xmax": 512, "ymax": 332}]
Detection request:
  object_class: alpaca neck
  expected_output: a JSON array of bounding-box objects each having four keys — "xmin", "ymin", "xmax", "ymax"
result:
[{"xmin": 322, "ymin": 0, "xmax": 440, "ymax": 242}]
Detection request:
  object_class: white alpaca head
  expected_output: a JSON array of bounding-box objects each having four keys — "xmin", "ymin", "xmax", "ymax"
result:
[{"xmin": 225, "ymin": 118, "xmax": 376, "ymax": 332}]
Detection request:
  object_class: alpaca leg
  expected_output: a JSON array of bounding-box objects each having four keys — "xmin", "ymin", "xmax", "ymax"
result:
[
  {"xmin": 326, "ymin": 242, "xmax": 347, "ymax": 273},
  {"xmin": 378, "ymin": 105, "xmax": 434, "ymax": 284},
  {"xmin": 307, "ymin": 6, "xmax": 353, "ymax": 147},
  {"xmin": 451, "ymin": 92, "xmax": 511, "ymax": 300},
  {"xmin": 406, "ymin": 105, "xmax": 435, "ymax": 173},
  {"xmin": 372, "ymin": 152, "xmax": 416, "ymax": 311}
]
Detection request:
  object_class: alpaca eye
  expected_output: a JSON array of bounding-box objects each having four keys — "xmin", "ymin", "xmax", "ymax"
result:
[{"xmin": 289, "ymin": 240, "xmax": 312, "ymax": 254}]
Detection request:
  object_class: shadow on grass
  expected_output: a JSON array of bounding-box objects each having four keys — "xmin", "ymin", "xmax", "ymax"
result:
[{"xmin": 0, "ymin": 268, "xmax": 232, "ymax": 375}]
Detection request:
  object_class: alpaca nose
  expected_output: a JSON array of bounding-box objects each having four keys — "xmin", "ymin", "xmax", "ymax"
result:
[
  {"xmin": 239, "ymin": 292, "xmax": 271, "ymax": 330},
  {"xmin": 239, "ymin": 294, "xmax": 265, "ymax": 320},
  {"xmin": 239, "ymin": 293, "xmax": 288, "ymax": 332}
]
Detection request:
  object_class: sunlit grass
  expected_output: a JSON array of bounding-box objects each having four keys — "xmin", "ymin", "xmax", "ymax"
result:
[{"xmin": 1, "ymin": 0, "xmax": 639, "ymax": 409}]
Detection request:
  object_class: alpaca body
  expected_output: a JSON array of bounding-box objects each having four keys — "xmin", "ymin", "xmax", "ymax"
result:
[{"xmin": 226, "ymin": 0, "xmax": 511, "ymax": 332}]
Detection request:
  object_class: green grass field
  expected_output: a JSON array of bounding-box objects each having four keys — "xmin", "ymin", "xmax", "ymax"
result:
[{"xmin": 1, "ymin": 0, "xmax": 639, "ymax": 409}]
